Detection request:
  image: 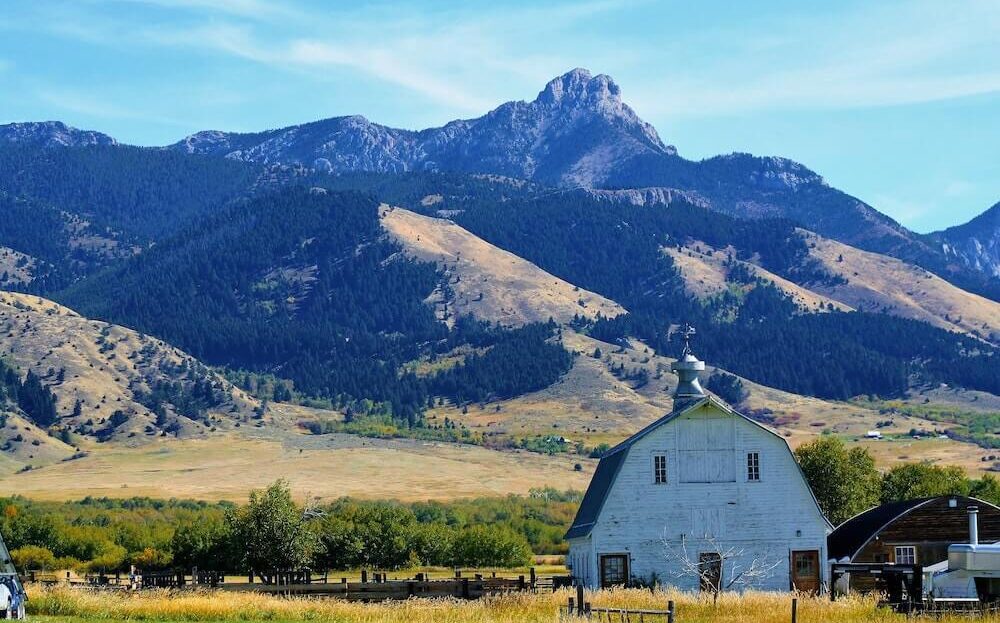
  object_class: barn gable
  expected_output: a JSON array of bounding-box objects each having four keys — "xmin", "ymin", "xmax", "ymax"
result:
[{"xmin": 566, "ymin": 394, "xmax": 830, "ymax": 540}]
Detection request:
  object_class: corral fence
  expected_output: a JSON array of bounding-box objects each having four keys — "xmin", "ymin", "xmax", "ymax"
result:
[
  {"xmin": 28, "ymin": 567, "xmax": 569, "ymax": 601},
  {"xmin": 560, "ymin": 586, "xmax": 804, "ymax": 623}
]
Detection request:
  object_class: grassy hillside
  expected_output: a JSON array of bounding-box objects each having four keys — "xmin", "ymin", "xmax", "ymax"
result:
[
  {"xmin": 382, "ymin": 205, "xmax": 624, "ymax": 326},
  {"xmin": 0, "ymin": 292, "xmax": 258, "ymax": 463}
]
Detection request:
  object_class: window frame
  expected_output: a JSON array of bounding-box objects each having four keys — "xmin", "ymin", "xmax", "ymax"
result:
[
  {"xmin": 652, "ymin": 453, "xmax": 668, "ymax": 485},
  {"xmin": 894, "ymin": 546, "xmax": 917, "ymax": 565},
  {"xmin": 746, "ymin": 450, "xmax": 761, "ymax": 482}
]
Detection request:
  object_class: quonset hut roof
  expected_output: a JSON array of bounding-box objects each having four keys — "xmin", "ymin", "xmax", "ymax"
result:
[{"xmin": 828, "ymin": 496, "xmax": 1000, "ymax": 561}]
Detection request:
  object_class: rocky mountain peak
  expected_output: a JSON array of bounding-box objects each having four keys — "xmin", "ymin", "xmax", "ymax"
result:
[
  {"xmin": 0, "ymin": 121, "xmax": 117, "ymax": 148},
  {"xmin": 537, "ymin": 68, "xmax": 620, "ymax": 107}
]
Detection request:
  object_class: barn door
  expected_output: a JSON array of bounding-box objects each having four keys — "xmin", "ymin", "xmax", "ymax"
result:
[
  {"xmin": 699, "ymin": 552, "xmax": 722, "ymax": 593},
  {"xmin": 599, "ymin": 554, "xmax": 629, "ymax": 588},
  {"xmin": 791, "ymin": 550, "xmax": 820, "ymax": 593}
]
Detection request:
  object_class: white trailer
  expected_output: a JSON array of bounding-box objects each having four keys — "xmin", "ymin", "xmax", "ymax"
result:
[
  {"xmin": 927, "ymin": 507, "xmax": 1000, "ymax": 604},
  {"xmin": 0, "ymin": 528, "xmax": 26, "ymax": 619}
]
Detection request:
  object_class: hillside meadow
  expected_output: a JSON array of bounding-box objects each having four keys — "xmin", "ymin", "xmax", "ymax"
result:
[{"xmin": 22, "ymin": 585, "xmax": 990, "ymax": 623}]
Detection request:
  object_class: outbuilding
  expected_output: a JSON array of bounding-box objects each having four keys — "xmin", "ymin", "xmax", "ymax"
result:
[
  {"xmin": 565, "ymin": 329, "xmax": 832, "ymax": 592},
  {"xmin": 828, "ymin": 495, "xmax": 1000, "ymax": 592}
]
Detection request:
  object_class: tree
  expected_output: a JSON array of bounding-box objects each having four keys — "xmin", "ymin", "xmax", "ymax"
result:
[
  {"xmin": 881, "ymin": 463, "xmax": 971, "ymax": 503},
  {"xmin": 226, "ymin": 480, "xmax": 318, "ymax": 578},
  {"xmin": 10, "ymin": 545, "xmax": 56, "ymax": 571},
  {"xmin": 661, "ymin": 535, "xmax": 782, "ymax": 601},
  {"xmin": 451, "ymin": 526, "xmax": 531, "ymax": 567},
  {"xmin": 971, "ymin": 475, "xmax": 1000, "ymax": 506},
  {"xmin": 171, "ymin": 518, "xmax": 232, "ymax": 570},
  {"xmin": 794, "ymin": 437, "xmax": 881, "ymax": 526},
  {"xmin": 705, "ymin": 372, "xmax": 748, "ymax": 406}
]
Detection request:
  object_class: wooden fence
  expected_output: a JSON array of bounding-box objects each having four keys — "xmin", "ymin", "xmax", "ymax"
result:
[
  {"xmin": 31, "ymin": 568, "xmax": 563, "ymax": 602},
  {"xmin": 561, "ymin": 587, "xmax": 803, "ymax": 623}
]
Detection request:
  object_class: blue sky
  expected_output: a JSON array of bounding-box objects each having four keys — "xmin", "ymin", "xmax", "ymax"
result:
[{"xmin": 1, "ymin": 0, "xmax": 998, "ymax": 233}]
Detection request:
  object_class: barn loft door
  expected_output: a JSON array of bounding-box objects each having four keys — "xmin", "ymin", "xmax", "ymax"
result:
[
  {"xmin": 678, "ymin": 418, "xmax": 736, "ymax": 483},
  {"xmin": 791, "ymin": 550, "xmax": 820, "ymax": 593}
]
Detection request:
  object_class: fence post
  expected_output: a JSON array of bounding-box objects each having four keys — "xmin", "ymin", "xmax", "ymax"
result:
[
  {"xmin": 569, "ymin": 597, "xmax": 575, "ymax": 615},
  {"xmin": 667, "ymin": 600, "xmax": 675, "ymax": 623},
  {"xmin": 791, "ymin": 598, "xmax": 798, "ymax": 623},
  {"xmin": 577, "ymin": 583, "xmax": 585, "ymax": 615},
  {"xmin": 361, "ymin": 569, "xmax": 368, "ymax": 583},
  {"xmin": 462, "ymin": 577, "xmax": 470, "ymax": 599},
  {"xmin": 530, "ymin": 567, "xmax": 537, "ymax": 590}
]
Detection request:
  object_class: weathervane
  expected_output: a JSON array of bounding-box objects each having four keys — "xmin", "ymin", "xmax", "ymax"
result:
[{"xmin": 680, "ymin": 324, "xmax": 696, "ymax": 356}]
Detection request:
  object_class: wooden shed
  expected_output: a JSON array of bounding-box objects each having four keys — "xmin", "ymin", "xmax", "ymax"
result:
[{"xmin": 828, "ymin": 496, "xmax": 1000, "ymax": 591}]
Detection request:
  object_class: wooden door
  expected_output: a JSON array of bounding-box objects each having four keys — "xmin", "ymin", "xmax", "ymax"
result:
[
  {"xmin": 599, "ymin": 554, "xmax": 628, "ymax": 588},
  {"xmin": 699, "ymin": 552, "xmax": 722, "ymax": 593},
  {"xmin": 791, "ymin": 550, "xmax": 820, "ymax": 593}
]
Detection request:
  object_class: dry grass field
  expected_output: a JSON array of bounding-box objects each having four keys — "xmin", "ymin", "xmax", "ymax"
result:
[
  {"xmin": 24, "ymin": 584, "xmax": 992, "ymax": 623},
  {"xmin": 0, "ymin": 430, "xmax": 592, "ymax": 502}
]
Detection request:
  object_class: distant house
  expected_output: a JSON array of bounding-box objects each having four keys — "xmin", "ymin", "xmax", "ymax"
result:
[
  {"xmin": 828, "ymin": 496, "xmax": 1000, "ymax": 592},
  {"xmin": 565, "ymin": 329, "xmax": 831, "ymax": 592}
]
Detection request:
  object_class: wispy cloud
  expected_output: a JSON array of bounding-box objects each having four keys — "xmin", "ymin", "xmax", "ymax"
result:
[
  {"xmin": 630, "ymin": 0, "xmax": 1000, "ymax": 117},
  {"xmin": 34, "ymin": 86, "xmax": 191, "ymax": 128},
  {"xmin": 34, "ymin": 0, "xmax": 631, "ymax": 115}
]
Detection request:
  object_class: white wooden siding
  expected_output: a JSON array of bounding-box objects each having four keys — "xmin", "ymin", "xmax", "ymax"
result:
[{"xmin": 572, "ymin": 400, "xmax": 830, "ymax": 591}]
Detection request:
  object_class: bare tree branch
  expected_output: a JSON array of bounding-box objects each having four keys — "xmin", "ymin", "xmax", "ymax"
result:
[{"xmin": 660, "ymin": 532, "xmax": 782, "ymax": 596}]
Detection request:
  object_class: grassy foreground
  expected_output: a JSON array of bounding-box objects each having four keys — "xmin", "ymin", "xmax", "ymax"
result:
[{"xmin": 23, "ymin": 584, "xmax": 996, "ymax": 623}]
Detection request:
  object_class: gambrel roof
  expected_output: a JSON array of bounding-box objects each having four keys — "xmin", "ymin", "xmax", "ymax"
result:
[{"xmin": 565, "ymin": 395, "xmax": 831, "ymax": 539}]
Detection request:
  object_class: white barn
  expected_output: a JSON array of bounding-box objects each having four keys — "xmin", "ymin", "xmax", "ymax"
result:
[{"xmin": 566, "ymin": 332, "xmax": 831, "ymax": 592}]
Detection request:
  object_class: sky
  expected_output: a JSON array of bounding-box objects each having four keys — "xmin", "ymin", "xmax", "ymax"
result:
[{"xmin": 1, "ymin": 0, "xmax": 998, "ymax": 233}]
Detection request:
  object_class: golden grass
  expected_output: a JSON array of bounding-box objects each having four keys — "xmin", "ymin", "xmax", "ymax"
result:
[
  {"xmin": 26, "ymin": 584, "xmax": 999, "ymax": 623},
  {"xmin": 803, "ymin": 229, "xmax": 1000, "ymax": 342},
  {"xmin": 0, "ymin": 434, "xmax": 591, "ymax": 502},
  {"xmin": 381, "ymin": 206, "xmax": 624, "ymax": 327}
]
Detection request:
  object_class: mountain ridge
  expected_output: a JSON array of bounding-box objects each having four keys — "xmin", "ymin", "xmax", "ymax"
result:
[
  {"xmin": 929, "ymin": 201, "xmax": 1000, "ymax": 278},
  {"xmin": 1, "ymin": 70, "xmax": 996, "ymax": 296}
]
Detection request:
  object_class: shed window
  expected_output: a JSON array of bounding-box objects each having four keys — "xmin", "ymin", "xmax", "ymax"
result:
[
  {"xmin": 746, "ymin": 452, "xmax": 760, "ymax": 481},
  {"xmin": 895, "ymin": 546, "xmax": 916, "ymax": 565},
  {"xmin": 653, "ymin": 454, "xmax": 668, "ymax": 484}
]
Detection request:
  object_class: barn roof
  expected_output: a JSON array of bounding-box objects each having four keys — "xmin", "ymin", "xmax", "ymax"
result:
[
  {"xmin": 827, "ymin": 496, "xmax": 1000, "ymax": 561},
  {"xmin": 565, "ymin": 395, "xmax": 831, "ymax": 540}
]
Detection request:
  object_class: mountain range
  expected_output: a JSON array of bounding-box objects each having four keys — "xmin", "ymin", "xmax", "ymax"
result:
[
  {"xmin": 0, "ymin": 69, "xmax": 998, "ymax": 498},
  {"xmin": 6, "ymin": 69, "xmax": 995, "ymax": 297}
]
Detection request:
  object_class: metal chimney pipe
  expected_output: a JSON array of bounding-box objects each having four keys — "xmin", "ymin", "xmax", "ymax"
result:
[{"xmin": 968, "ymin": 506, "xmax": 979, "ymax": 546}]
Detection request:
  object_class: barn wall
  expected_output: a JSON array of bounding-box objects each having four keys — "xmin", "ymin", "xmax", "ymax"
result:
[{"xmin": 584, "ymin": 401, "xmax": 829, "ymax": 591}]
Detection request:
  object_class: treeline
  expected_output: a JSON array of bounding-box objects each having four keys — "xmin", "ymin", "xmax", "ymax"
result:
[
  {"xmin": 795, "ymin": 436, "xmax": 1000, "ymax": 525},
  {"xmin": 429, "ymin": 322, "xmax": 573, "ymax": 404},
  {"xmin": 0, "ymin": 144, "xmax": 259, "ymax": 241},
  {"xmin": 58, "ymin": 188, "xmax": 572, "ymax": 426},
  {"xmin": 0, "ymin": 485, "xmax": 580, "ymax": 573},
  {"xmin": 0, "ymin": 360, "xmax": 58, "ymax": 427}
]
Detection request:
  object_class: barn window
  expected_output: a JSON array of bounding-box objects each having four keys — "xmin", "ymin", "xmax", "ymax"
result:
[
  {"xmin": 653, "ymin": 454, "xmax": 668, "ymax": 484},
  {"xmin": 895, "ymin": 546, "xmax": 917, "ymax": 565},
  {"xmin": 746, "ymin": 452, "xmax": 760, "ymax": 481}
]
